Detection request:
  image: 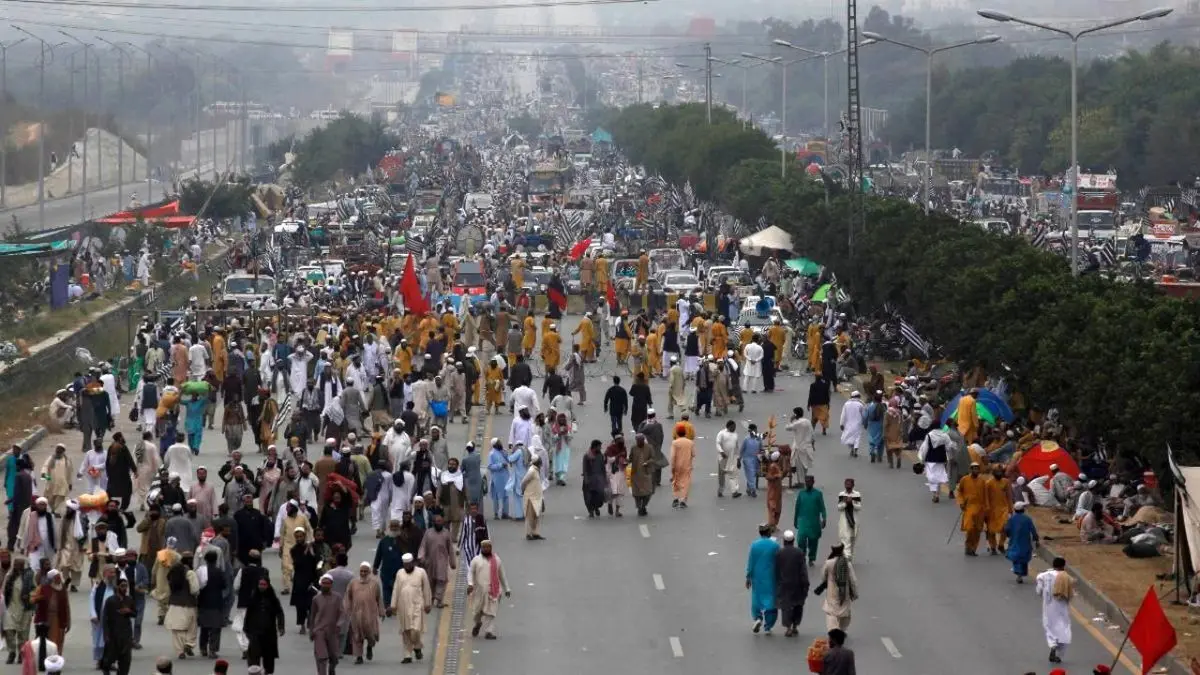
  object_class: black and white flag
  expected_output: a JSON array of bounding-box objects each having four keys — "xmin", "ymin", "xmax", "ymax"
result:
[{"xmin": 899, "ymin": 319, "xmax": 930, "ymax": 357}]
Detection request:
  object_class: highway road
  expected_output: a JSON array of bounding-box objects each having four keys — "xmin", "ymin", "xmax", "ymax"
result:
[{"xmin": 9, "ymin": 314, "xmax": 1140, "ymax": 675}]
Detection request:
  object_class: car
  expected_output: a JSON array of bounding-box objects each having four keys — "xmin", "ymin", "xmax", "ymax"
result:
[
  {"xmin": 738, "ymin": 295, "xmax": 791, "ymax": 327},
  {"xmin": 521, "ymin": 266, "xmax": 553, "ymax": 294},
  {"xmin": 711, "ymin": 269, "xmax": 755, "ymax": 297},
  {"xmin": 218, "ymin": 271, "xmax": 277, "ymax": 308},
  {"xmin": 659, "ymin": 271, "xmax": 702, "ymax": 296},
  {"xmin": 451, "ymin": 260, "xmax": 489, "ymax": 301}
]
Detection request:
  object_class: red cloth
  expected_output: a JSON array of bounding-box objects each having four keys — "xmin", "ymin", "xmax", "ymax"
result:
[
  {"xmin": 399, "ymin": 254, "xmax": 429, "ymax": 315},
  {"xmin": 547, "ymin": 286, "xmax": 567, "ymax": 311},
  {"xmin": 568, "ymin": 239, "xmax": 591, "ymax": 261},
  {"xmin": 606, "ymin": 279, "xmax": 617, "ymax": 309},
  {"xmin": 321, "ymin": 472, "xmax": 361, "ymax": 507},
  {"xmin": 488, "ymin": 553, "xmax": 501, "ymax": 598},
  {"xmin": 1128, "ymin": 586, "xmax": 1177, "ymax": 674}
]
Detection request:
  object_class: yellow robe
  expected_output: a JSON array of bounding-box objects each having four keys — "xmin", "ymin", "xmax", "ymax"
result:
[
  {"xmin": 541, "ymin": 330, "xmax": 561, "ymax": 371},
  {"xmin": 485, "ymin": 364, "xmax": 505, "ymax": 407},
  {"xmin": 984, "ymin": 476, "xmax": 1013, "ymax": 533},
  {"xmin": 835, "ymin": 331, "xmax": 851, "ymax": 355},
  {"xmin": 806, "ymin": 323, "xmax": 822, "ymax": 372},
  {"xmin": 595, "ymin": 257, "xmax": 610, "ymax": 293},
  {"xmin": 211, "ymin": 333, "xmax": 227, "ymax": 381},
  {"xmin": 710, "ymin": 322, "xmax": 728, "ymax": 358},
  {"xmin": 955, "ymin": 474, "xmax": 989, "ymax": 533},
  {"xmin": 614, "ymin": 319, "xmax": 632, "ymax": 362},
  {"xmin": 442, "ymin": 313, "xmax": 459, "ymax": 338},
  {"xmin": 956, "ymin": 394, "xmax": 980, "ymax": 443},
  {"xmin": 699, "ymin": 319, "xmax": 712, "ymax": 355},
  {"xmin": 630, "ymin": 340, "xmax": 647, "ymax": 380},
  {"xmin": 573, "ymin": 317, "xmax": 596, "ymax": 360},
  {"xmin": 511, "ymin": 258, "xmax": 526, "ymax": 289},
  {"xmin": 646, "ymin": 330, "xmax": 662, "ymax": 375},
  {"xmin": 417, "ymin": 317, "xmax": 438, "ymax": 351},
  {"xmin": 767, "ymin": 325, "xmax": 787, "ymax": 367},
  {"xmin": 540, "ymin": 316, "xmax": 553, "ymax": 341},
  {"xmin": 522, "ymin": 316, "xmax": 537, "ymax": 355},
  {"xmin": 636, "ymin": 254, "xmax": 650, "ymax": 289},
  {"xmin": 393, "ymin": 346, "xmax": 413, "ymax": 377}
]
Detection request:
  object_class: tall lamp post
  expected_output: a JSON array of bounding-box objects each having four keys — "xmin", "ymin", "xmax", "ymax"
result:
[
  {"xmin": 95, "ymin": 36, "xmax": 129, "ymax": 211},
  {"xmin": 739, "ymin": 53, "xmax": 791, "ymax": 176},
  {"xmin": 11, "ymin": 26, "xmax": 64, "ymax": 231},
  {"xmin": 674, "ymin": 62, "xmax": 722, "ymax": 119},
  {"xmin": 978, "ymin": 7, "xmax": 1173, "ymax": 275},
  {"xmin": 859, "ymin": 31, "xmax": 1000, "ymax": 214},
  {"xmin": 771, "ymin": 39, "xmax": 878, "ymax": 141},
  {"xmin": 0, "ymin": 37, "xmax": 26, "ymax": 209},
  {"xmin": 58, "ymin": 31, "xmax": 93, "ymax": 223}
]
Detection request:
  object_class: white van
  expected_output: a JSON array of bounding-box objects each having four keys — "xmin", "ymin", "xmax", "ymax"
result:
[{"xmin": 219, "ymin": 272, "xmax": 277, "ymax": 307}]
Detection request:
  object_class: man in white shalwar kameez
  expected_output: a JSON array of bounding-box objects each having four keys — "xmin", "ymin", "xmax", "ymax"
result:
[
  {"xmin": 467, "ymin": 540, "xmax": 511, "ymax": 639},
  {"xmin": 384, "ymin": 423, "xmax": 413, "ymax": 472},
  {"xmin": 918, "ymin": 427, "xmax": 953, "ymax": 503},
  {"xmin": 675, "ymin": 296, "xmax": 690, "ymax": 337},
  {"xmin": 838, "ymin": 391, "xmax": 865, "ymax": 458},
  {"xmin": 741, "ymin": 338, "xmax": 764, "ymax": 394},
  {"xmin": 289, "ymin": 347, "xmax": 313, "ymax": 397},
  {"xmin": 836, "ymin": 479, "xmax": 862, "ymax": 561},
  {"xmin": 163, "ymin": 440, "xmax": 196, "ymax": 491},
  {"xmin": 389, "ymin": 553, "xmax": 431, "ymax": 663},
  {"xmin": 99, "ymin": 366, "xmax": 121, "ymax": 420},
  {"xmin": 16, "ymin": 497, "xmax": 56, "ymax": 569},
  {"xmin": 785, "ymin": 408, "xmax": 814, "ymax": 484},
  {"xmin": 77, "ymin": 443, "xmax": 108, "ymax": 493},
  {"xmin": 1034, "ymin": 557, "xmax": 1073, "ymax": 664}
]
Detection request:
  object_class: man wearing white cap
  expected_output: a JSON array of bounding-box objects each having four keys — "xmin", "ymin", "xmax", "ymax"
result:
[
  {"xmin": 666, "ymin": 356, "xmax": 686, "ymax": 419},
  {"xmin": 44, "ymin": 654, "xmax": 64, "ymax": 674},
  {"xmin": 55, "ymin": 501, "xmax": 85, "ymax": 591},
  {"xmin": 17, "ymin": 497, "xmax": 57, "ymax": 570},
  {"xmin": 307, "ymin": 574, "xmax": 345, "ymax": 675},
  {"xmin": 775, "ymin": 530, "xmax": 810, "ymax": 637},
  {"xmin": 388, "ymin": 553, "xmax": 431, "ymax": 663},
  {"xmin": 466, "ymin": 540, "xmax": 510, "ymax": 640},
  {"xmin": 838, "ymin": 392, "xmax": 865, "ymax": 459},
  {"xmin": 740, "ymin": 334, "xmax": 764, "ymax": 394},
  {"xmin": 1002, "ymin": 501, "xmax": 1039, "ymax": 583},
  {"xmin": 40, "ymin": 444, "xmax": 74, "ymax": 515}
]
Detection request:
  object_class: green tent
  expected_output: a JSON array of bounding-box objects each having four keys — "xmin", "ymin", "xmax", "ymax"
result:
[
  {"xmin": 784, "ymin": 257, "xmax": 821, "ymax": 276},
  {"xmin": 811, "ymin": 283, "xmax": 833, "ymax": 303}
]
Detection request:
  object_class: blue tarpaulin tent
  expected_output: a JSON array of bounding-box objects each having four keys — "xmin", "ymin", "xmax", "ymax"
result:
[{"xmin": 591, "ymin": 128, "xmax": 613, "ymax": 144}]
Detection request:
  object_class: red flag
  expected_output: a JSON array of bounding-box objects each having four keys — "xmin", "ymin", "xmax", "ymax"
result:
[
  {"xmin": 547, "ymin": 286, "xmax": 567, "ymax": 311},
  {"xmin": 568, "ymin": 238, "xmax": 592, "ymax": 261},
  {"xmin": 399, "ymin": 254, "xmax": 429, "ymax": 316},
  {"xmin": 1128, "ymin": 586, "xmax": 1177, "ymax": 674}
]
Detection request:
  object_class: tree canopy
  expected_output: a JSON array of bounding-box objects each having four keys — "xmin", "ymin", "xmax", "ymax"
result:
[
  {"xmin": 289, "ymin": 114, "xmax": 395, "ymax": 188},
  {"xmin": 885, "ymin": 42, "xmax": 1200, "ymax": 184},
  {"xmin": 178, "ymin": 177, "xmax": 255, "ymax": 220},
  {"xmin": 610, "ymin": 102, "xmax": 1200, "ymax": 472}
]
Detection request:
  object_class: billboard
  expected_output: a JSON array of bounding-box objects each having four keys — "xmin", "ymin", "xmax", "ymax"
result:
[
  {"xmin": 327, "ymin": 28, "xmax": 354, "ymax": 61},
  {"xmin": 392, "ymin": 29, "xmax": 418, "ymax": 61}
]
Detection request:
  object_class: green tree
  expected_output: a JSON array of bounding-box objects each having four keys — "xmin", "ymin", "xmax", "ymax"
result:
[
  {"xmin": 506, "ymin": 113, "xmax": 543, "ymax": 139},
  {"xmin": 289, "ymin": 114, "xmax": 395, "ymax": 188},
  {"xmin": 178, "ymin": 177, "xmax": 254, "ymax": 219}
]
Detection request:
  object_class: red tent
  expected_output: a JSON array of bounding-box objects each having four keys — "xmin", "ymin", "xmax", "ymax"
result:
[{"xmin": 1017, "ymin": 441, "xmax": 1081, "ymax": 480}]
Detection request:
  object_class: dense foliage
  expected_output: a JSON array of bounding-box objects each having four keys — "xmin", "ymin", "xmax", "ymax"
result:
[
  {"xmin": 885, "ymin": 43, "xmax": 1200, "ymax": 184},
  {"xmin": 609, "ymin": 103, "xmax": 1200, "ymax": 470},
  {"xmin": 289, "ymin": 114, "xmax": 395, "ymax": 188},
  {"xmin": 177, "ymin": 177, "xmax": 255, "ymax": 220},
  {"xmin": 605, "ymin": 103, "xmax": 777, "ymax": 201},
  {"xmin": 506, "ymin": 112, "xmax": 543, "ymax": 140}
]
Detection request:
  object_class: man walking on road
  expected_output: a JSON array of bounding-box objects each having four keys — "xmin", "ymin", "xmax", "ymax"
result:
[
  {"xmin": 745, "ymin": 523, "xmax": 780, "ymax": 635},
  {"xmin": 715, "ymin": 420, "xmax": 740, "ymax": 498},
  {"xmin": 1002, "ymin": 502, "xmax": 1039, "ymax": 583},
  {"xmin": 467, "ymin": 540, "xmax": 511, "ymax": 639},
  {"xmin": 602, "ymin": 376, "xmax": 628, "ymax": 436},
  {"xmin": 669, "ymin": 424, "xmax": 695, "ymax": 509},
  {"xmin": 814, "ymin": 543, "xmax": 857, "ymax": 632},
  {"xmin": 775, "ymin": 530, "xmax": 809, "ymax": 637},
  {"xmin": 793, "ymin": 475, "xmax": 826, "ymax": 566},
  {"xmin": 836, "ymin": 479, "xmax": 861, "ymax": 560},
  {"xmin": 955, "ymin": 463, "xmax": 988, "ymax": 556},
  {"xmin": 388, "ymin": 553, "xmax": 431, "ymax": 663},
  {"xmin": 1035, "ymin": 556, "xmax": 1073, "ymax": 664},
  {"xmin": 307, "ymin": 574, "xmax": 345, "ymax": 675}
]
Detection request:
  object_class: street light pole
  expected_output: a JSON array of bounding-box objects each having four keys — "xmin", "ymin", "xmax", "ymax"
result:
[
  {"xmin": 0, "ymin": 38, "xmax": 26, "ymax": 209},
  {"xmin": 95, "ymin": 37, "xmax": 128, "ymax": 211},
  {"xmin": 12, "ymin": 26, "xmax": 62, "ymax": 231},
  {"xmin": 772, "ymin": 39, "xmax": 879, "ymax": 142},
  {"xmin": 978, "ymin": 8, "xmax": 1173, "ymax": 276},
  {"xmin": 59, "ymin": 31, "xmax": 92, "ymax": 222},
  {"xmin": 860, "ymin": 32, "xmax": 1000, "ymax": 215}
]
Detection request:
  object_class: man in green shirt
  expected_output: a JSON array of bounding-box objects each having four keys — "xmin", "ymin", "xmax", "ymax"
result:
[{"xmin": 793, "ymin": 475, "xmax": 827, "ymax": 565}]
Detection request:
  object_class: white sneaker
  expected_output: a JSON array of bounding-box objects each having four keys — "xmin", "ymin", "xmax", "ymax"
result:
[{"xmin": 752, "ymin": 618, "xmax": 762, "ymax": 634}]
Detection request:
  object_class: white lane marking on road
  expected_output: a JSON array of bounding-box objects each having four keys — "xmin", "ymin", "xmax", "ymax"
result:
[
  {"xmin": 639, "ymin": 524, "xmax": 651, "ymax": 538},
  {"xmin": 669, "ymin": 636, "xmax": 684, "ymax": 657},
  {"xmin": 881, "ymin": 637, "xmax": 902, "ymax": 658},
  {"xmin": 652, "ymin": 573, "xmax": 665, "ymax": 590}
]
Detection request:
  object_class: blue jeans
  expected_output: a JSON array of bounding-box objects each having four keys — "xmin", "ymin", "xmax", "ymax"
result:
[{"xmin": 742, "ymin": 455, "xmax": 760, "ymax": 493}]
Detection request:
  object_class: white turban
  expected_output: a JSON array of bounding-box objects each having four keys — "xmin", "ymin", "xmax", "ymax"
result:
[
  {"xmin": 45, "ymin": 655, "xmax": 65, "ymax": 673},
  {"xmin": 401, "ymin": 553, "xmax": 414, "ymax": 563},
  {"xmin": 782, "ymin": 530, "xmax": 795, "ymax": 542}
]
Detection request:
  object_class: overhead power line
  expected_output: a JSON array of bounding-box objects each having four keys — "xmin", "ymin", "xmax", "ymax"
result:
[{"xmin": 1, "ymin": 0, "xmax": 657, "ymax": 12}]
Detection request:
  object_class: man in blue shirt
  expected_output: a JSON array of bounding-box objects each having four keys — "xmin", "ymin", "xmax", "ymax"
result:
[{"xmin": 745, "ymin": 523, "xmax": 780, "ymax": 634}]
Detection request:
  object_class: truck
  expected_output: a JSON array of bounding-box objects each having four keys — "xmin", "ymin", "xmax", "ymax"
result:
[{"xmin": 1075, "ymin": 172, "xmax": 1120, "ymax": 240}]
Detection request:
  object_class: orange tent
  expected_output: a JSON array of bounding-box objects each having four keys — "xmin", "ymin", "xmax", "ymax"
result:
[{"xmin": 1016, "ymin": 440, "xmax": 1080, "ymax": 480}]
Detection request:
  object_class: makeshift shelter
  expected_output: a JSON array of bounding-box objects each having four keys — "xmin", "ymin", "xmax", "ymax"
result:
[
  {"xmin": 1016, "ymin": 441, "xmax": 1080, "ymax": 480},
  {"xmin": 739, "ymin": 225, "xmax": 794, "ymax": 256},
  {"xmin": 940, "ymin": 390, "xmax": 1015, "ymax": 426},
  {"xmin": 1168, "ymin": 448, "xmax": 1198, "ymax": 602},
  {"xmin": 591, "ymin": 128, "xmax": 613, "ymax": 146}
]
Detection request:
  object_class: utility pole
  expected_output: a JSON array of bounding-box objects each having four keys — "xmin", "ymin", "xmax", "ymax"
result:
[
  {"xmin": 704, "ymin": 42, "xmax": 712, "ymax": 124},
  {"xmin": 845, "ymin": 0, "xmax": 865, "ymax": 253},
  {"xmin": 96, "ymin": 37, "xmax": 128, "ymax": 210},
  {"xmin": 636, "ymin": 58, "xmax": 643, "ymax": 104},
  {"xmin": 0, "ymin": 38, "xmax": 26, "ymax": 208},
  {"xmin": 12, "ymin": 27, "xmax": 56, "ymax": 230},
  {"xmin": 59, "ymin": 31, "xmax": 91, "ymax": 222}
]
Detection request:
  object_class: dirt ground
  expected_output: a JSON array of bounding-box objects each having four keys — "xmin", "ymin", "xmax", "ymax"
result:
[{"xmin": 1028, "ymin": 508, "xmax": 1199, "ymax": 664}]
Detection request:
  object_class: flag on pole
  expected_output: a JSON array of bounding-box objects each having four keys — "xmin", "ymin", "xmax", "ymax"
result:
[
  {"xmin": 399, "ymin": 254, "xmax": 429, "ymax": 315},
  {"xmin": 1127, "ymin": 586, "xmax": 1177, "ymax": 674},
  {"xmin": 899, "ymin": 319, "xmax": 930, "ymax": 357}
]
